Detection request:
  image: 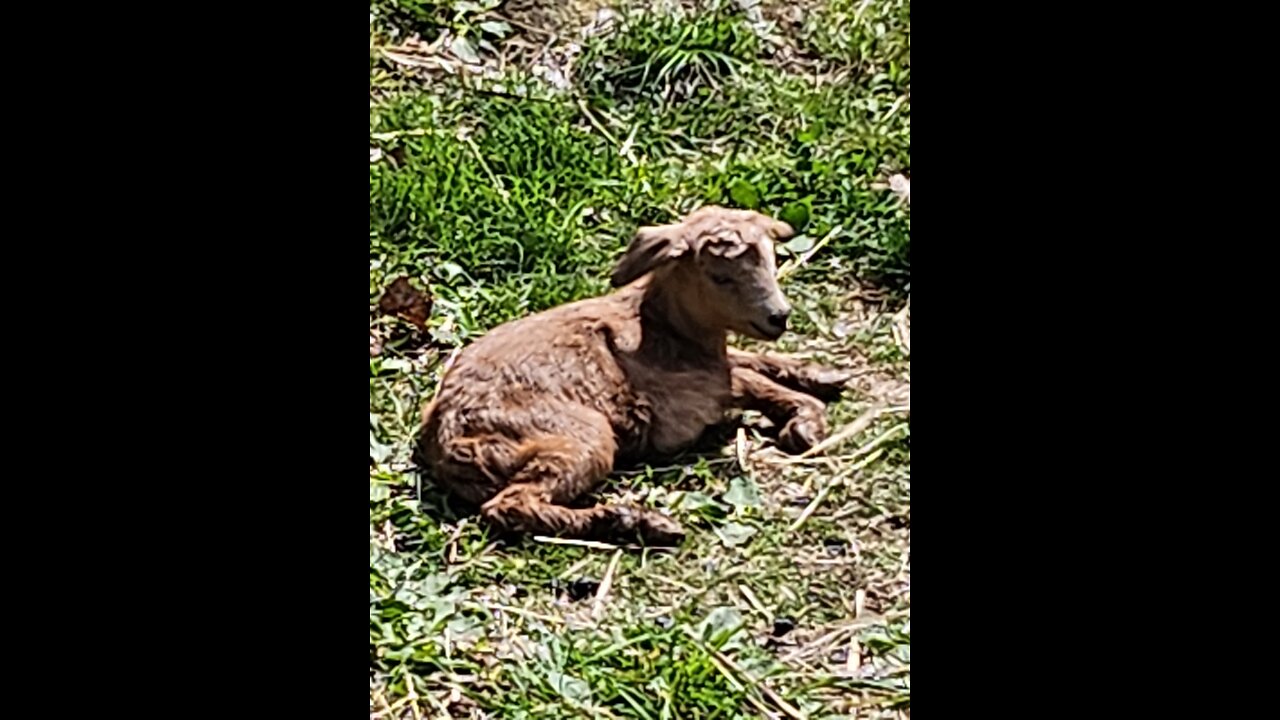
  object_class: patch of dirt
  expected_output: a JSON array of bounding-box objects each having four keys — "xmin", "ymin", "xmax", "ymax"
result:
[{"xmin": 502, "ymin": 0, "xmax": 618, "ymax": 37}]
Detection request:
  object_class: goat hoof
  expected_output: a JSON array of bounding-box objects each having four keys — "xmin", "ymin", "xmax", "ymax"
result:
[
  {"xmin": 806, "ymin": 368, "xmax": 856, "ymax": 401},
  {"xmin": 779, "ymin": 418, "xmax": 824, "ymax": 454},
  {"xmin": 637, "ymin": 513, "xmax": 686, "ymax": 546}
]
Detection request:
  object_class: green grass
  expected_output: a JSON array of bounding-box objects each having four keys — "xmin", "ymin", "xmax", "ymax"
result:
[{"xmin": 370, "ymin": 1, "xmax": 910, "ymax": 717}]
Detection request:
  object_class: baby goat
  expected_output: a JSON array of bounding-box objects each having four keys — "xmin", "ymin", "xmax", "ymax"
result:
[{"xmin": 415, "ymin": 206, "xmax": 850, "ymax": 545}]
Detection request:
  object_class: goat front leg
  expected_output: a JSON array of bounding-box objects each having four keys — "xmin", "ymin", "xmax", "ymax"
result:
[
  {"xmin": 732, "ymin": 367, "xmax": 829, "ymax": 453},
  {"xmin": 728, "ymin": 348, "xmax": 854, "ymax": 401},
  {"xmin": 478, "ymin": 434, "xmax": 685, "ymax": 546}
]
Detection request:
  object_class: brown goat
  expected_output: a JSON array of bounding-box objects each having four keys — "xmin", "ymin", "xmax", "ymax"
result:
[{"xmin": 414, "ymin": 206, "xmax": 851, "ymax": 545}]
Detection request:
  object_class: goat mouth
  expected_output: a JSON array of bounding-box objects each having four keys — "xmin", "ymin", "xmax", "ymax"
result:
[{"xmin": 750, "ymin": 321, "xmax": 784, "ymax": 339}]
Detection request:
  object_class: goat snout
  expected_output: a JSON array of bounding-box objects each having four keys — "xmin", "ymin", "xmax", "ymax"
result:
[{"xmin": 766, "ymin": 307, "xmax": 791, "ymax": 331}]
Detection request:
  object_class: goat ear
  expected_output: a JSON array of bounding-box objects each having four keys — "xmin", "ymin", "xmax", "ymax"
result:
[
  {"xmin": 768, "ymin": 220, "xmax": 795, "ymax": 240},
  {"xmin": 611, "ymin": 225, "xmax": 689, "ymax": 287}
]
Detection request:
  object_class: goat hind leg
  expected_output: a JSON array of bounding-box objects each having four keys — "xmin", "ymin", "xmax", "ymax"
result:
[
  {"xmin": 482, "ymin": 486, "xmax": 685, "ymax": 546},
  {"xmin": 479, "ymin": 436, "xmax": 685, "ymax": 545}
]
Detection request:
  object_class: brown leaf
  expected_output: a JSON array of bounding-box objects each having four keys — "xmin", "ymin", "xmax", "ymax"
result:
[{"xmin": 378, "ymin": 276, "xmax": 432, "ymax": 332}]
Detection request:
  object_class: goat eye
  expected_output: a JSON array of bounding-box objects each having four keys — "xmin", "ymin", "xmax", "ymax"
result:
[{"xmin": 710, "ymin": 274, "xmax": 734, "ymax": 286}]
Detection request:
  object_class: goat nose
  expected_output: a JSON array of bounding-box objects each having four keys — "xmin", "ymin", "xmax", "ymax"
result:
[{"xmin": 767, "ymin": 308, "xmax": 791, "ymax": 329}]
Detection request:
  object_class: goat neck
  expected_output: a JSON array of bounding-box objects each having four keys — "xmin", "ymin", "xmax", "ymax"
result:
[{"xmin": 636, "ymin": 269, "xmax": 727, "ymax": 364}]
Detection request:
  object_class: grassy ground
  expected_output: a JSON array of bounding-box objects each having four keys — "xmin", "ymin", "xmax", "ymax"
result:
[{"xmin": 370, "ymin": 1, "xmax": 910, "ymax": 717}]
